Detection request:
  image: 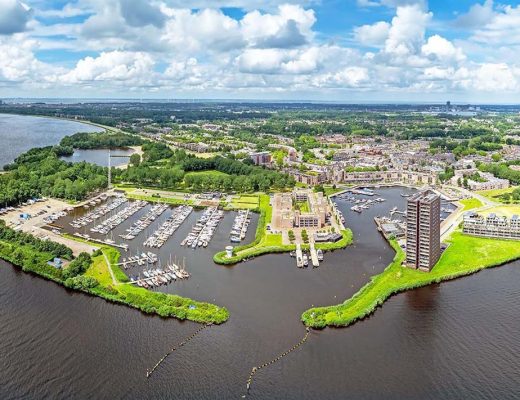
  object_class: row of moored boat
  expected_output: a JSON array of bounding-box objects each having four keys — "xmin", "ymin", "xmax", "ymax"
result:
[
  {"xmin": 90, "ymin": 200, "xmax": 147, "ymax": 234},
  {"xmin": 70, "ymin": 195, "xmax": 125, "ymax": 228},
  {"xmin": 181, "ymin": 207, "xmax": 223, "ymax": 248},
  {"xmin": 230, "ymin": 209, "xmax": 251, "ymax": 243},
  {"xmin": 131, "ymin": 264, "xmax": 190, "ymax": 288},
  {"xmin": 120, "ymin": 203, "xmax": 169, "ymax": 240},
  {"xmin": 143, "ymin": 205, "xmax": 193, "ymax": 248}
]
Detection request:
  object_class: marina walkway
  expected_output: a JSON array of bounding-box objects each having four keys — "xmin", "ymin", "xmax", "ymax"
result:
[{"xmin": 309, "ymin": 242, "xmax": 319, "ymax": 267}]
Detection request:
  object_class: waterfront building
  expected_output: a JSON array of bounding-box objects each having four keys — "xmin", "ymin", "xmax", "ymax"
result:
[
  {"xmin": 272, "ymin": 193, "xmax": 294, "ymax": 229},
  {"xmin": 343, "ymin": 170, "xmax": 437, "ymax": 186},
  {"xmin": 405, "ymin": 190, "xmax": 441, "ymax": 272},
  {"xmin": 463, "ymin": 212, "xmax": 520, "ymax": 240},
  {"xmin": 272, "ymin": 190, "xmax": 330, "ymax": 230}
]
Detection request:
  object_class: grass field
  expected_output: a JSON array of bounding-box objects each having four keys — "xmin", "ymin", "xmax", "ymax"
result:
[
  {"xmin": 459, "ymin": 197, "xmax": 484, "ymax": 211},
  {"xmin": 477, "ymin": 186, "xmax": 519, "ymax": 204},
  {"xmin": 229, "ymin": 194, "xmax": 260, "ymax": 209},
  {"xmin": 126, "ymin": 193, "xmax": 194, "ymax": 206},
  {"xmin": 302, "ymin": 232, "xmax": 520, "ymax": 328},
  {"xmin": 296, "ymin": 200, "xmax": 310, "ymax": 213},
  {"xmin": 185, "ymin": 170, "xmax": 229, "ymax": 178}
]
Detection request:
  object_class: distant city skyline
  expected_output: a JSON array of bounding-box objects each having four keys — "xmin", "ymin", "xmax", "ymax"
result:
[{"xmin": 2, "ymin": 1, "xmax": 520, "ymax": 101}]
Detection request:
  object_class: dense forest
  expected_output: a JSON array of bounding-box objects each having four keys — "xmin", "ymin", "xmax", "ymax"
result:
[
  {"xmin": 60, "ymin": 131, "xmax": 144, "ymax": 149},
  {"xmin": 0, "ymin": 146, "xmax": 107, "ymax": 206},
  {"xmin": 120, "ymin": 149, "xmax": 294, "ymax": 192}
]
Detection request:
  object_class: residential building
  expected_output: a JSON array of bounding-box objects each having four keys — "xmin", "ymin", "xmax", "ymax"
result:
[
  {"xmin": 343, "ymin": 170, "xmax": 437, "ymax": 186},
  {"xmin": 291, "ymin": 170, "xmax": 328, "ymax": 186},
  {"xmin": 250, "ymin": 151, "xmax": 272, "ymax": 166},
  {"xmin": 405, "ymin": 190, "xmax": 441, "ymax": 272},
  {"xmin": 463, "ymin": 212, "xmax": 520, "ymax": 240}
]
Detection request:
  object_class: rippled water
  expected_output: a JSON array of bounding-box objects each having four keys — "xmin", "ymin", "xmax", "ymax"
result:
[
  {"xmin": 0, "ymin": 188, "xmax": 519, "ymax": 399},
  {"xmin": 0, "ymin": 114, "xmax": 103, "ymax": 169}
]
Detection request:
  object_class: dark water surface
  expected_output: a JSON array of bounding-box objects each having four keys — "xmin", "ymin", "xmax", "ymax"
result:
[
  {"xmin": 0, "ymin": 114, "xmax": 103, "ymax": 169},
  {"xmin": 0, "ymin": 187, "xmax": 519, "ymax": 399},
  {"xmin": 61, "ymin": 148, "xmax": 135, "ymax": 167}
]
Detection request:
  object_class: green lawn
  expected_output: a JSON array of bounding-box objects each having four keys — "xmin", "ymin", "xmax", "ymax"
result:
[
  {"xmin": 302, "ymin": 232, "xmax": 520, "ymax": 328},
  {"xmin": 126, "ymin": 193, "xmax": 194, "ymax": 206},
  {"xmin": 185, "ymin": 170, "xmax": 229, "ymax": 179},
  {"xmin": 459, "ymin": 197, "xmax": 484, "ymax": 211},
  {"xmin": 477, "ymin": 186, "xmax": 519, "ymax": 204},
  {"xmin": 296, "ymin": 201, "xmax": 310, "ymax": 213},
  {"xmin": 229, "ymin": 194, "xmax": 260, "ymax": 210}
]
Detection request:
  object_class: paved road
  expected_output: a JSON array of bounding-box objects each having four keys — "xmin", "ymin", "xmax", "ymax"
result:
[{"xmin": 440, "ymin": 185, "xmax": 499, "ymax": 241}]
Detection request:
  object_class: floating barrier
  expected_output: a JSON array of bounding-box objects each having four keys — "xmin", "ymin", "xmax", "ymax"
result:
[
  {"xmin": 146, "ymin": 324, "xmax": 210, "ymax": 378},
  {"xmin": 245, "ymin": 327, "xmax": 311, "ymax": 395}
]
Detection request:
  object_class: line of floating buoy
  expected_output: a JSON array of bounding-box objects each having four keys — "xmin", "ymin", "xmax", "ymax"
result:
[
  {"xmin": 244, "ymin": 327, "xmax": 310, "ymax": 396},
  {"xmin": 146, "ymin": 323, "xmax": 211, "ymax": 378}
]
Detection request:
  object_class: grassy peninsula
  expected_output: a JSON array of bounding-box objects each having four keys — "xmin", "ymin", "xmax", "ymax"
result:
[
  {"xmin": 0, "ymin": 222, "xmax": 228, "ymax": 324},
  {"xmin": 302, "ymin": 232, "xmax": 520, "ymax": 328}
]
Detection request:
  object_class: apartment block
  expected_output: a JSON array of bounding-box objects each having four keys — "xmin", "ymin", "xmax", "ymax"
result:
[
  {"xmin": 405, "ymin": 190, "xmax": 441, "ymax": 272},
  {"xmin": 463, "ymin": 212, "xmax": 520, "ymax": 240}
]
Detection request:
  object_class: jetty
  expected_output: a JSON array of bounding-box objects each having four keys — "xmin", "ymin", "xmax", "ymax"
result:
[
  {"xmin": 73, "ymin": 233, "xmax": 129, "ymax": 251},
  {"xmin": 309, "ymin": 242, "xmax": 319, "ymax": 268},
  {"xmin": 89, "ymin": 200, "xmax": 147, "ymax": 235},
  {"xmin": 295, "ymin": 243, "xmax": 304, "ymax": 268},
  {"xmin": 117, "ymin": 252, "xmax": 158, "ymax": 269},
  {"xmin": 120, "ymin": 203, "xmax": 168, "ymax": 240},
  {"xmin": 182, "ymin": 207, "xmax": 223, "ymax": 249}
]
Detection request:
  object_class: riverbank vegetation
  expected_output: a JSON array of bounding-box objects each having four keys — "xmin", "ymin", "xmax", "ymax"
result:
[{"xmin": 302, "ymin": 232, "xmax": 520, "ymax": 328}]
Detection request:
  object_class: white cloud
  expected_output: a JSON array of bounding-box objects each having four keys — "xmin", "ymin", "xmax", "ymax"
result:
[
  {"xmin": 241, "ymin": 4, "xmax": 315, "ymax": 48},
  {"xmin": 470, "ymin": 4, "xmax": 520, "ymax": 45},
  {"xmin": 354, "ymin": 21, "xmax": 390, "ymax": 47},
  {"xmin": 0, "ymin": 0, "xmax": 33, "ymax": 35},
  {"xmin": 421, "ymin": 35, "xmax": 465, "ymax": 63},
  {"xmin": 162, "ymin": 8, "xmax": 244, "ymax": 53},
  {"xmin": 455, "ymin": 0, "xmax": 495, "ymax": 29},
  {"xmin": 384, "ymin": 4, "xmax": 432, "ymax": 57},
  {"xmin": 62, "ymin": 51, "xmax": 155, "ymax": 85},
  {"xmin": 357, "ymin": 0, "xmax": 427, "ymax": 9}
]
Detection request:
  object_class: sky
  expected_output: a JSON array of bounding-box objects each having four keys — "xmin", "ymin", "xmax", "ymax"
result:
[{"xmin": 2, "ymin": 0, "xmax": 520, "ymax": 102}]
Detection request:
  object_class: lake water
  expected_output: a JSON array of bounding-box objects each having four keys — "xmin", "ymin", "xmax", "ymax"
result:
[
  {"xmin": 1, "ymin": 186, "xmax": 519, "ymax": 399},
  {"xmin": 0, "ymin": 114, "xmax": 103, "ymax": 169},
  {"xmin": 61, "ymin": 148, "xmax": 135, "ymax": 167}
]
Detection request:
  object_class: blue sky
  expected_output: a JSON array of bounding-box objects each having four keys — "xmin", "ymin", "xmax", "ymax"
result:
[{"xmin": 2, "ymin": 0, "xmax": 520, "ymax": 102}]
